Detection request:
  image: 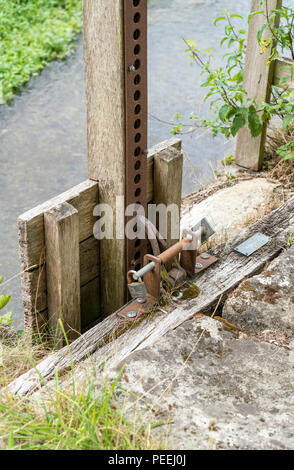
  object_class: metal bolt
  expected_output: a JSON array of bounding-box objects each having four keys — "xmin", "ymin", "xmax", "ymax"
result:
[
  {"xmin": 128, "ymin": 65, "xmax": 136, "ymax": 72},
  {"xmin": 137, "ymin": 297, "xmax": 147, "ymax": 304},
  {"xmin": 127, "ymin": 311, "xmax": 137, "ymax": 318},
  {"xmin": 195, "ymin": 263, "xmax": 204, "ymax": 269},
  {"xmin": 172, "ymin": 291, "xmax": 183, "ymax": 301},
  {"xmin": 200, "ymin": 253, "xmax": 210, "ymax": 259}
]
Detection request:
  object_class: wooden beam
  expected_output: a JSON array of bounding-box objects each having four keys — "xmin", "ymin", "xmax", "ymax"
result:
[
  {"xmin": 153, "ymin": 141, "xmax": 183, "ymax": 248},
  {"xmin": 18, "ymin": 180, "xmax": 99, "ymax": 333},
  {"xmin": 147, "ymin": 137, "xmax": 182, "ymax": 204},
  {"xmin": 83, "ymin": 0, "xmax": 125, "ymax": 316},
  {"xmin": 235, "ymin": 0, "xmax": 282, "ymax": 170},
  {"xmin": 8, "ymin": 195, "xmax": 294, "ymax": 396},
  {"xmin": 273, "ymin": 57, "xmax": 294, "ymax": 92},
  {"xmin": 44, "ymin": 203, "xmax": 81, "ymax": 345}
]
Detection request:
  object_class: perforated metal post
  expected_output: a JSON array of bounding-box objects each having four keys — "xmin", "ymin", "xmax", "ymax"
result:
[{"xmin": 124, "ymin": 0, "xmax": 148, "ymax": 280}]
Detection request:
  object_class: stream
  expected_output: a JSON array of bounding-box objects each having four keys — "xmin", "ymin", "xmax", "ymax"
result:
[{"xmin": 0, "ymin": 0, "xmax": 250, "ymax": 328}]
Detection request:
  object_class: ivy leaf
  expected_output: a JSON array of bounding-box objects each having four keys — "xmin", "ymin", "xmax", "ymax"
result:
[
  {"xmin": 283, "ymin": 114, "xmax": 294, "ymax": 132},
  {"xmin": 248, "ymin": 112, "xmax": 263, "ymax": 137},
  {"xmin": 0, "ymin": 295, "xmax": 11, "ymax": 310},
  {"xmin": 231, "ymin": 113, "xmax": 246, "ymax": 136}
]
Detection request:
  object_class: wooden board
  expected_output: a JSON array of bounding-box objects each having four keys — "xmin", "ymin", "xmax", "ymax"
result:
[
  {"xmin": 147, "ymin": 137, "xmax": 182, "ymax": 204},
  {"xmin": 9, "ymin": 195, "xmax": 294, "ymax": 396},
  {"xmin": 83, "ymin": 0, "xmax": 126, "ymax": 316},
  {"xmin": 18, "ymin": 180, "xmax": 99, "ymax": 333},
  {"xmin": 44, "ymin": 203, "xmax": 81, "ymax": 345},
  {"xmin": 274, "ymin": 57, "xmax": 294, "ymax": 92},
  {"xmin": 235, "ymin": 0, "xmax": 282, "ymax": 170}
]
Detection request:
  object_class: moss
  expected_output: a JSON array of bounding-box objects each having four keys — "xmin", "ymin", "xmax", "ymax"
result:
[{"xmin": 181, "ymin": 282, "xmax": 201, "ymax": 300}]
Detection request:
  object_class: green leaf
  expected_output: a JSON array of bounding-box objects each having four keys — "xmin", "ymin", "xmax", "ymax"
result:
[
  {"xmin": 0, "ymin": 311, "xmax": 13, "ymax": 326},
  {"xmin": 283, "ymin": 114, "xmax": 294, "ymax": 131},
  {"xmin": 231, "ymin": 113, "xmax": 246, "ymax": 136},
  {"xmin": 0, "ymin": 295, "xmax": 11, "ymax": 310},
  {"xmin": 219, "ymin": 104, "xmax": 232, "ymax": 122},
  {"xmin": 248, "ymin": 112, "xmax": 263, "ymax": 137},
  {"xmin": 214, "ymin": 16, "xmax": 226, "ymax": 26},
  {"xmin": 0, "ymin": 277, "xmax": 4, "ymax": 285}
]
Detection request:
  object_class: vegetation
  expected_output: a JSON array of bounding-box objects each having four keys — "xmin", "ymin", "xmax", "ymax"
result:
[
  {"xmin": 174, "ymin": 1, "xmax": 294, "ymax": 163},
  {"xmin": 0, "ymin": 0, "xmax": 83, "ymax": 103},
  {"xmin": 0, "ymin": 321, "xmax": 157, "ymax": 450}
]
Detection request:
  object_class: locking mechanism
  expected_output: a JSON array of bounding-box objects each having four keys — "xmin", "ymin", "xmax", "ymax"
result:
[{"xmin": 117, "ymin": 218, "xmax": 218, "ymax": 320}]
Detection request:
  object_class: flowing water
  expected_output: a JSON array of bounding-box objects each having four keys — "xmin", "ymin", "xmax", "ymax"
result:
[{"xmin": 0, "ymin": 0, "xmax": 250, "ymax": 327}]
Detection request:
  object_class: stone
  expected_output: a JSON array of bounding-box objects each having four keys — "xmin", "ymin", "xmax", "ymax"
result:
[
  {"xmin": 223, "ymin": 245, "xmax": 294, "ymax": 346},
  {"xmin": 181, "ymin": 179, "xmax": 283, "ymax": 244},
  {"xmin": 107, "ymin": 316, "xmax": 294, "ymax": 450}
]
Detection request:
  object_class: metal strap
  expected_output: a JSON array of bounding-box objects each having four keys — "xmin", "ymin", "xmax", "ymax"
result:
[{"xmin": 124, "ymin": 0, "xmax": 148, "ymax": 283}]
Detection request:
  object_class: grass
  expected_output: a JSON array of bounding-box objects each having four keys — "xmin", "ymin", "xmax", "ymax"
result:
[
  {"xmin": 0, "ymin": 0, "xmax": 83, "ymax": 103},
  {"xmin": 0, "ymin": 323, "xmax": 158, "ymax": 450}
]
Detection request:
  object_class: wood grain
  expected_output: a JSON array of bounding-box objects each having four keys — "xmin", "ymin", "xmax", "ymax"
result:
[
  {"xmin": 9, "ymin": 195, "xmax": 294, "ymax": 396},
  {"xmin": 18, "ymin": 180, "xmax": 99, "ymax": 334},
  {"xmin": 153, "ymin": 142, "xmax": 183, "ymax": 248},
  {"xmin": 44, "ymin": 203, "xmax": 81, "ymax": 345},
  {"xmin": 274, "ymin": 57, "xmax": 294, "ymax": 91},
  {"xmin": 83, "ymin": 0, "xmax": 125, "ymax": 316},
  {"xmin": 235, "ymin": 0, "xmax": 282, "ymax": 170}
]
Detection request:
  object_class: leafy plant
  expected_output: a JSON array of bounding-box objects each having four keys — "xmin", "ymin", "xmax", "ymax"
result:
[
  {"xmin": 0, "ymin": 0, "xmax": 83, "ymax": 103},
  {"xmin": 174, "ymin": 1, "xmax": 294, "ymax": 161},
  {"xmin": 0, "ymin": 277, "xmax": 12, "ymax": 326}
]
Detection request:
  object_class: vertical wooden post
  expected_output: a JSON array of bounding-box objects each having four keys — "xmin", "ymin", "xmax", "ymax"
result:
[
  {"xmin": 44, "ymin": 203, "xmax": 81, "ymax": 346},
  {"xmin": 153, "ymin": 141, "xmax": 183, "ymax": 248},
  {"xmin": 83, "ymin": 0, "xmax": 126, "ymax": 316},
  {"xmin": 235, "ymin": 0, "xmax": 282, "ymax": 170}
]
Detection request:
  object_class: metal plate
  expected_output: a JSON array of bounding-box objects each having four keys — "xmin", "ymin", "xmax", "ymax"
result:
[
  {"xmin": 124, "ymin": 0, "xmax": 148, "ymax": 285},
  {"xmin": 234, "ymin": 233, "xmax": 270, "ymax": 257},
  {"xmin": 194, "ymin": 254, "xmax": 219, "ymax": 274},
  {"xmin": 117, "ymin": 296, "xmax": 157, "ymax": 321}
]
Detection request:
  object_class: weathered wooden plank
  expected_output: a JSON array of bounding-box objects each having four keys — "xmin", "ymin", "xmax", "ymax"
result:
[
  {"xmin": 19, "ymin": 180, "xmax": 98, "ymax": 267},
  {"xmin": 79, "ymin": 236, "xmax": 99, "ymax": 287},
  {"xmin": 147, "ymin": 137, "xmax": 182, "ymax": 203},
  {"xmin": 81, "ymin": 277, "xmax": 100, "ymax": 331},
  {"xmin": 153, "ymin": 142, "xmax": 183, "ymax": 248},
  {"xmin": 8, "ymin": 195, "xmax": 294, "ymax": 396},
  {"xmin": 83, "ymin": 0, "xmax": 125, "ymax": 317},
  {"xmin": 274, "ymin": 57, "xmax": 294, "ymax": 91},
  {"xmin": 18, "ymin": 180, "xmax": 99, "ymax": 334},
  {"xmin": 44, "ymin": 203, "xmax": 81, "ymax": 345},
  {"xmin": 235, "ymin": 0, "xmax": 282, "ymax": 170}
]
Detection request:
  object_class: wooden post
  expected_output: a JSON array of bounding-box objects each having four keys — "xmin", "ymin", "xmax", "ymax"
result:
[
  {"xmin": 152, "ymin": 139, "xmax": 183, "ymax": 248},
  {"xmin": 83, "ymin": 0, "xmax": 125, "ymax": 316},
  {"xmin": 44, "ymin": 203, "xmax": 81, "ymax": 345},
  {"xmin": 235, "ymin": 0, "xmax": 282, "ymax": 170},
  {"xmin": 274, "ymin": 57, "xmax": 294, "ymax": 92}
]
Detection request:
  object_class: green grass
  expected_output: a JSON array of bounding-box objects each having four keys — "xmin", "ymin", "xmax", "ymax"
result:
[
  {"xmin": 0, "ymin": 321, "xmax": 158, "ymax": 450},
  {"xmin": 0, "ymin": 375, "xmax": 154, "ymax": 450},
  {"xmin": 0, "ymin": 0, "xmax": 83, "ymax": 103}
]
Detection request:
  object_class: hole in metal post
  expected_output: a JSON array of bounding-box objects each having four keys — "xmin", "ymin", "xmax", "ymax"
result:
[
  {"xmin": 134, "ymin": 44, "xmax": 140, "ymax": 55},
  {"xmin": 134, "ymin": 174, "xmax": 141, "ymax": 184},
  {"xmin": 134, "ymin": 90, "xmax": 141, "ymax": 100},
  {"xmin": 134, "ymin": 119, "xmax": 141, "ymax": 129},
  {"xmin": 133, "ymin": 29, "xmax": 140, "ymax": 40},
  {"xmin": 134, "ymin": 13, "xmax": 141, "ymax": 23}
]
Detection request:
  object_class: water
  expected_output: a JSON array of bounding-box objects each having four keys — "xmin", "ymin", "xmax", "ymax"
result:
[{"xmin": 0, "ymin": 0, "xmax": 250, "ymax": 328}]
